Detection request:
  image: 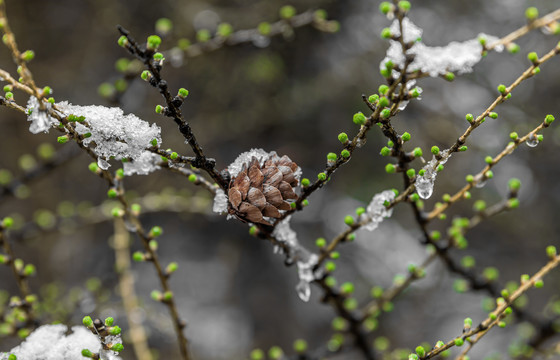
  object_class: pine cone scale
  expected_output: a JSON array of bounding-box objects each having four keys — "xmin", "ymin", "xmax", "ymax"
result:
[{"xmin": 228, "ymin": 153, "xmax": 300, "ymax": 225}]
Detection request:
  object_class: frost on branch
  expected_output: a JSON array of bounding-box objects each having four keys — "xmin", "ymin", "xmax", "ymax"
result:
[
  {"xmin": 382, "ymin": 18, "xmax": 503, "ymax": 78},
  {"xmin": 362, "ymin": 190, "xmax": 395, "ymax": 231},
  {"xmin": 55, "ymin": 102, "xmax": 162, "ymax": 172},
  {"xmin": 272, "ymin": 217, "xmax": 320, "ymax": 302},
  {"xmin": 26, "ymin": 96, "xmax": 56, "ymax": 134},
  {"xmin": 415, "ymin": 150, "xmax": 452, "ymax": 199},
  {"xmin": 0, "ymin": 324, "xmax": 122, "ymax": 360}
]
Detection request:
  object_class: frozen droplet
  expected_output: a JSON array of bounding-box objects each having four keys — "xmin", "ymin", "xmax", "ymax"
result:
[
  {"xmin": 273, "ymin": 245, "xmax": 280, "ymax": 254},
  {"xmin": 295, "ymin": 280, "xmax": 311, "ymax": 302},
  {"xmin": 474, "ymin": 180, "xmax": 486, "ymax": 188},
  {"xmin": 124, "ymin": 220, "xmax": 137, "ymax": 232},
  {"xmin": 416, "ymin": 177, "xmax": 434, "ymax": 199},
  {"xmin": 97, "ymin": 158, "xmax": 110, "ymax": 170},
  {"xmin": 356, "ymin": 138, "xmax": 366, "ymax": 148},
  {"xmin": 526, "ymin": 136, "xmax": 539, "ymax": 148},
  {"xmin": 364, "ymin": 190, "xmax": 395, "ymax": 231},
  {"xmin": 251, "ymin": 35, "xmax": 270, "ymax": 48}
]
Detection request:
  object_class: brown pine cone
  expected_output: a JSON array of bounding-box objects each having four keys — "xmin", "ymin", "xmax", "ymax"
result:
[{"xmin": 228, "ymin": 154, "xmax": 299, "ymax": 225}]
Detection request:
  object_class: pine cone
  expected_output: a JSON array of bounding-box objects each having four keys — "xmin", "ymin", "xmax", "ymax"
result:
[{"xmin": 228, "ymin": 154, "xmax": 299, "ymax": 225}]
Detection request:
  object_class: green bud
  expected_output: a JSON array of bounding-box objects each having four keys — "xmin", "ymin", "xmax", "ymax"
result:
[
  {"xmin": 380, "ymin": 146, "xmax": 391, "ymax": 156},
  {"xmin": 341, "ymin": 149, "xmax": 350, "ymax": 158},
  {"xmin": 455, "ymin": 338, "xmax": 464, "ymax": 347},
  {"xmin": 178, "ymin": 88, "xmax": 189, "ymax": 98},
  {"xmin": 217, "ymin": 23, "xmax": 233, "ymax": 37},
  {"xmin": 415, "ymin": 346, "xmax": 425, "ymax": 357},
  {"xmin": 461, "ymin": 255, "xmax": 475, "ymax": 268},
  {"xmin": 111, "ymin": 343, "xmax": 124, "ymax": 352},
  {"xmin": 104, "ymin": 317, "xmax": 114, "ymax": 327},
  {"xmin": 118, "ymin": 35, "xmax": 128, "ymax": 47},
  {"xmin": 318, "ymin": 172, "xmax": 327, "ymax": 181},
  {"xmin": 380, "ymin": 108, "xmax": 391, "ymax": 118},
  {"xmin": 132, "ymin": 251, "xmax": 144, "ymax": 262},
  {"xmin": 378, "ymin": 84, "xmax": 389, "ymax": 95},
  {"xmin": 401, "ymin": 132, "xmax": 411, "ymax": 142},
  {"xmin": 413, "ymin": 147, "xmax": 422, "ymax": 157},
  {"xmin": 353, "ymin": 112, "xmax": 367, "ymax": 125},
  {"xmin": 525, "ymin": 7, "xmax": 539, "ymax": 21},
  {"xmin": 459, "ymin": 145, "xmax": 468, "ymax": 152},
  {"xmin": 527, "ymin": 52, "xmax": 538, "ymax": 64},
  {"xmin": 385, "ymin": 163, "xmax": 396, "ymax": 174},
  {"xmin": 497, "ymin": 84, "xmax": 507, "ymax": 94},
  {"xmin": 268, "ymin": 346, "xmax": 284, "ymax": 360},
  {"xmin": 344, "ymin": 215, "xmax": 354, "ymax": 226},
  {"xmin": 258, "ymin": 22, "xmax": 271, "ymax": 35},
  {"xmin": 327, "ymin": 152, "xmax": 337, "ymax": 162},
  {"xmin": 381, "ymin": 28, "xmax": 392, "ymax": 39},
  {"xmin": 155, "ymin": 18, "xmax": 173, "ymax": 35},
  {"xmin": 293, "ymin": 339, "xmax": 308, "ymax": 353},
  {"xmin": 315, "ymin": 238, "xmax": 326, "ymax": 248},
  {"xmin": 153, "ymin": 52, "xmax": 164, "ymax": 61},
  {"xmin": 107, "ymin": 188, "xmax": 118, "ymax": 198},
  {"xmin": 150, "ymin": 226, "xmax": 163, "ymax": 237},
  {"xmin": 507, "ymin": 43, "xmax": 520, "ymax": 54},
  {"xmin": 546, "ymin": 245, "xmax": 557, "ymax": 258},
  {"xmin": 431, "ymin": 146, "xmax": 440, "ymax": 155},
  {"xmin": 406, "ymin": 168, "xmax": 415, "ymax": 178},
  {"xmin": 57, "ymin": 135, "xmax": 69, "ymax": 144},
  {"xmin": 510, "ymin": 132, "xmax": 518, "ymax": 141},
  {"xmin": 81, "ymin": 349, "xmax": 93, "ymax": 358},
  {"xmin": 82, "ymin": 316, "xmax": 93, "ymax": 327},
  {"xmin": 378, "ymin": 96, "xmax": 389, "ymax": 108},
  {"xmin": 147, "ymin": 35, "xmax": 162, "ymax": 50},
  {"xmin": 508, "ymin": 198, "xmax": 520, "ymax": 209},
  {"xmin": 155, "ymin": 105, "xmax": 163, "ymax": 114},
  {"xmin": 188, "ymin": 174, "xmax": 197, "ymax": 183},
  {"xmin": 483, "ymin": 267, "xmax": 499, "ymax": 281},
  {"xmin": 340, "ymin": 282, "xmax": 354, "ymax": 294},
  {"xmin": 280, "ymin": 5, "xmax": 296, "ymax": 19},
  {"xmin": 485, "ymin": 156, "xmax": 493, "ymax": 164},
  {"xmin": 544, "ymin": 114, "xmax": 555, "ymax": 125},
  {"xmin": 466, "ymin": 174, "xmax": 474, "ymax": 183},
  {"xmin": 489, "ymin": 112, "xmax": 498, "ymax": 119},
  {"xmin": 249, "ymin": 226, "xmax": 257, "ymax": 236},
  {"xmin": 325, "ymin": 261, "xmax": 336, "ymax": 272},
  {"xmin": 444, "ymin": 72, "xmax": 454, "ymax": 81},
  {"xmin": 466, "ymin": 113, "xmax": 474, "ymax": 123},
  {"xmin": 379, "ymin": 2, "xmax": 392, "ymax": 15},
  {"xmin": 534, "ymin": 279, "xmax": 544, "ymax": 288},
  {"xmin": 170, "ymin": 152, "xmax": 178, "ymax": 160},
  {"xmin": 301, "ymin": 178, "xmax": 310, "ymax": 187},
  {"xmin": 196, "ymin": 29, "xmax": 211, "ymax": 43},
  {"xmin": 485, "ymin": 170, "xmax": 493, "ymax": 179},
  {"xmin": 151, "ymin": 138, "xmax": 158, "ymax": 147},
  {"xmin": 368, "ymin": 94, "xmax": 379, "ymax": 103},
  {"xmin": 166, "ymin": 262, "xmax": 178, "ymax": 274},
  {"xmin": 398, "ymin": 1, "xmax": 411, "ymax": 12},
  {"xmin": 177, "ymin": 38, "xmax": 191, "ymax": 50}
]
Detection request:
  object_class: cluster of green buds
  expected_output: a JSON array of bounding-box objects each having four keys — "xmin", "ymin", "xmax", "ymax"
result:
[{"xmin": 82, "ymin": 316, "xmax": 124, "ymax": 358}]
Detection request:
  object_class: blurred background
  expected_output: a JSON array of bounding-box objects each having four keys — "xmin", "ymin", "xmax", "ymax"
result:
[{"xmin": 1, "ymin": 0, "xmax": 560, "ymax": 359}]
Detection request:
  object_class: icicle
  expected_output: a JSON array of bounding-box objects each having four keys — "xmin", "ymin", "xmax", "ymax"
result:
[
  {"xmin": 415, "ymin": 150, "xmax": 452, "ymax": 199},
  {"xmin": 273, "ymin": 217, "xmax": 321, "ymax": 302},
  {"xmin": 26, "ymin": 97, "xmax": 55, "ymax": 134}
]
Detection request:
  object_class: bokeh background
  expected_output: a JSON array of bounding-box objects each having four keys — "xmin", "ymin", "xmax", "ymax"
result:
[{"xmin": 1, "ymin": 0, "xmax": 560, "ymax": 359}]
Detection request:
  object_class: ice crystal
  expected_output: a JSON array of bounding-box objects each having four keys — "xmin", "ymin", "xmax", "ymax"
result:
[
  {"xmin": 0, "ymin": 324, "xmax": 122, "ymax": 360},
  {"xmin": 383, "ymin": 18, "xmax": 502, "ymax": 78},
  {"xmin": 123, "ymin": 152, "xmax": 161, "ymax": 176},
  {"xmin": 363, "ymin": 190, "xmax": 395, "ymax": 231},
  {"xmin": 415, "ymin": 150, "xmax": 452, "ymax": 199},
  {"xmin": 56, "ymin": 102, "xmax": 161, "ymax": 172},
  {"xmin": 213, "ymin": 188, "xmax": 228, "ymax": 214},
  {"xmin": 272, "ymin": 217, "xmax": 320, "ymax": 302},
  {"xmin": 26, "ymin": 96, "xmax": 56, "ymax": 134}
]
